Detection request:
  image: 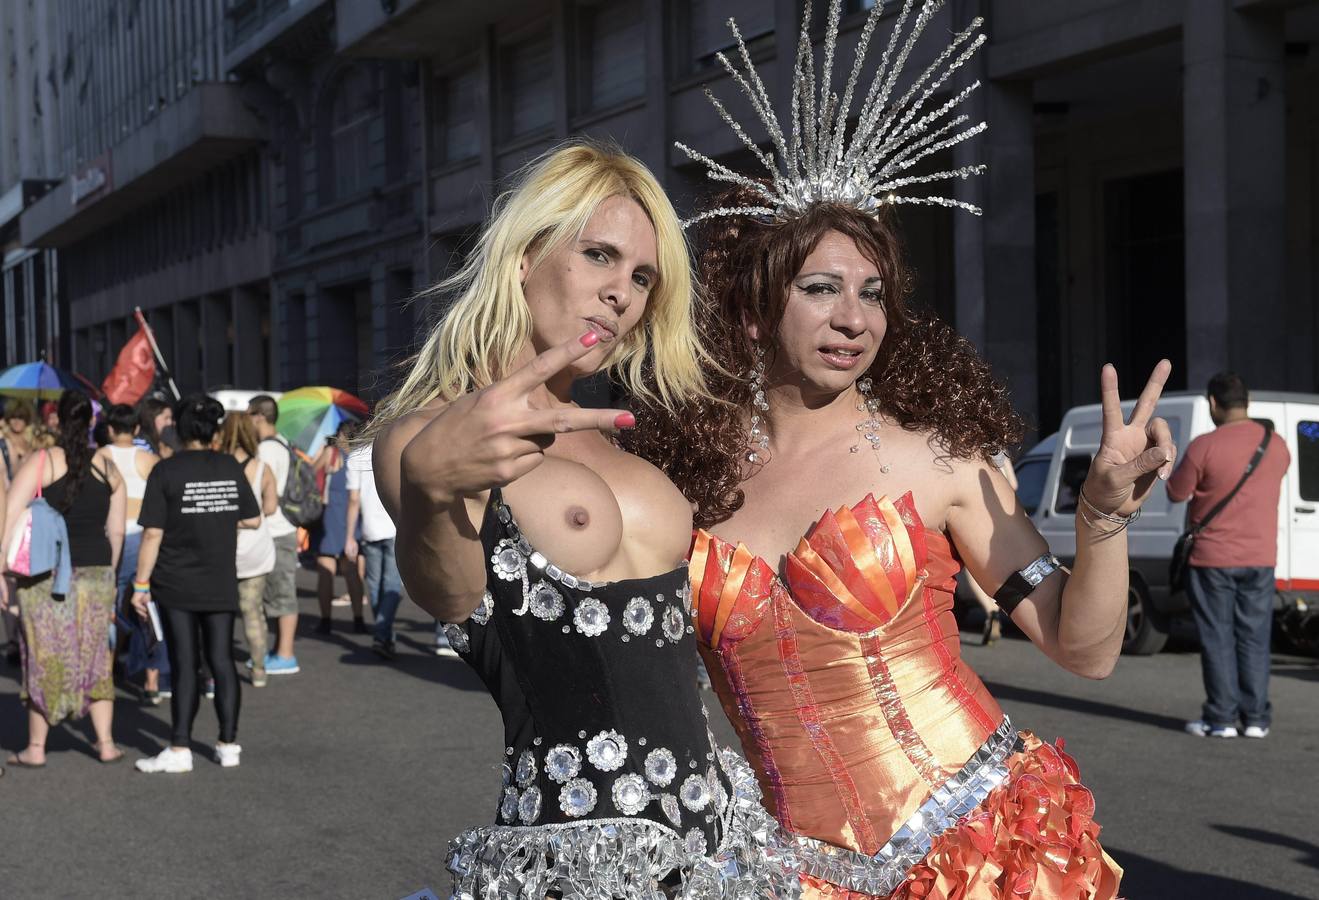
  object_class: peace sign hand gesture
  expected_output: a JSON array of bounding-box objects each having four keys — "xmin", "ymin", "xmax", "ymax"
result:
[
  {"xmin": 1082, "ymin": 359, "xmax": 1178, "ymax": 518},
  {"xmin": 400, "ymin": 330, "xmax": 635, "ymax": 505}
]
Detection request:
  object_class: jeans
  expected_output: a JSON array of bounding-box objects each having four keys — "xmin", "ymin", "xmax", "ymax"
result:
[
  {"xmin": 116, "ymin": 530, "xmax": 171, "ymax": 684},
  {"xmin": 362, "ymin": 538, "xmax": 402, "ymax": 644},
  {"xmin": 1186, "ymin": 565, "xmax": 1274, "ymax": 728}
]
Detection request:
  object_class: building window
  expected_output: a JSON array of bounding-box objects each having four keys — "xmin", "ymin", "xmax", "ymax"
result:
[
  {"xmin": 329, "ymin": 66, "xmax": 378, "ymax": 200},
  {"xmin": 499, "ymin": 32, "xmax": 554, "ymax": 141},
  {"xmin": 683, "ymin": 0, "xmax": 773, "ymax": 73},
  {"xmin": 433, "ymin": 67, "xmax": 481, "ymax": 164},
  {"xmin": 574, "ymin": 0, "xmax": 645, "ymax": 114}
]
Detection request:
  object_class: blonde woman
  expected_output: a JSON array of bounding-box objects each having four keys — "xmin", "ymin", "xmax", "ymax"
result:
[
  {"xmin": 216, "ymin": 412, "xmax": 278, "ymax": 687},
  {"xmin": 366, "ymin": 142, "xmax": 794, "ymax": 897}
]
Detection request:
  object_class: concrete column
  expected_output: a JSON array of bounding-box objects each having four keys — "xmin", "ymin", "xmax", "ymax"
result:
[
  {"xmin": 232, "ymin": 285, "xmax": 267, "ymax": 389},
  {"xmin": 303, "ymin": 280, "xmax": 321, "ymax": 386},
  {"xmin": 954, "ymin": 76, "xmax": 1038, "ymax": 431},
  {"xmin": 202, "ymin": 293, "xmax": 231, "ymax": 388},
  {"xmin": 1183, "ymin": 2, "xmax": 1286, "ymax": 390},
  {"xmin": 174, "ymin": 301, "xmax": 202, "ymax": 393}
]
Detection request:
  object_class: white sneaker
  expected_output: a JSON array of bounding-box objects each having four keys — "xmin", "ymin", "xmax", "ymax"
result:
[
  {"xmin": 1185, "ymin": 720, "xmax": 1238, "ymax": 739},
  {"xmin": 1243, "ymin": 725, "xmax": 1270, "ymax": 739},
  {"xmin": 135, "ymin": 747, "xmax": 193, "ymax": 773},
  {"xmin": 215, "ymin": 742, "xmax": 242, "ymax": 767}
]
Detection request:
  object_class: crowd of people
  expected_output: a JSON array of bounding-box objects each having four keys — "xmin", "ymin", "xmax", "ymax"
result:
[{"xmin": 0, "ymin": 389, "xmax": 431, "ymax": 778}]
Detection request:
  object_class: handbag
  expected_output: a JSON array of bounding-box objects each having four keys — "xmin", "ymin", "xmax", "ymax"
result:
[
  {"xmin": 5, "ymin": 449, "xmax": 47, "ymax": 576},
  {"xmin": 1169, "ymin": 422, "xmax": 1273, "ymax": 592}
]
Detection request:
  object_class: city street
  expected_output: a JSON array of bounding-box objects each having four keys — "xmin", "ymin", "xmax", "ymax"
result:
[{"xmin": 2, "ymin": 583, "xmax": 1317, "ymax": 899}]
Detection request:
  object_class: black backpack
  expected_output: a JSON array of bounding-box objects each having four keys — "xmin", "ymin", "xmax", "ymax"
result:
[{"xmin": 263, "ymin": 437, "xmax": 324, "ymax": 527}]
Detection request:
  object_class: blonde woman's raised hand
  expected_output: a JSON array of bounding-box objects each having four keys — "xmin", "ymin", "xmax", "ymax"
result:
[
  {"xmin": 1083, "ymin": 359, "xmax": 1178, "ymax": 517},
  {"xmin": 400, "ymin": 330, "xmax": 635, "ymax": 505}
]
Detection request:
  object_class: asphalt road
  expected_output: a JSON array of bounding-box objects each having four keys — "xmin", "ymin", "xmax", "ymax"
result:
[{"xmin": 2, "ymin": 583, "xmax": 1317, "ymax": 899}]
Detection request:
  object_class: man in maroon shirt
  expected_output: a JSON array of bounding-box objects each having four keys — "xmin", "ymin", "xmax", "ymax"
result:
[{"xmin": 1167, "ymin": 373, "xmax": 1290, "ymax": 739}]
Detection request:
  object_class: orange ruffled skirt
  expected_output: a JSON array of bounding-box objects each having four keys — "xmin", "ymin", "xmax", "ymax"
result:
[{"xmin": 800, "ymin": 734, "xmax": 1122, "ymax": 900}]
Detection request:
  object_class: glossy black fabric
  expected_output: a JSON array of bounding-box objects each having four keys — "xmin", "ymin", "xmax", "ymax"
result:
[
  {"xmin": 450, "ymin": 488, "xmax": 727, "ymax": 846},
  {"xmin": 160, "ymin": 606, "xmax": 240, "ymax": 745}
]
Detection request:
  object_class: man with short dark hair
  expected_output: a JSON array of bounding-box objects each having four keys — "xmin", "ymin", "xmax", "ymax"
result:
[
  {"xmin": 248, "ymin": 395, "xmax": 301, "ymax": 676},
  {"xmin": 1167, "ymin": 372, "xmax": 1289, "ymax": 739}
]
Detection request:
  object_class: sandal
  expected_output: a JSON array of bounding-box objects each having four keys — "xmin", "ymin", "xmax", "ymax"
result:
[
  {"xmin": 96, "ymin": 740, "xmax": 125, "ymax": 764},
  {"xmin": 981, "ymin": 610, "xmax": 1001, "ymax": 646},
  {"xmin": 5, "ymin": 746, "xmax": 46, "ymax": 768}
]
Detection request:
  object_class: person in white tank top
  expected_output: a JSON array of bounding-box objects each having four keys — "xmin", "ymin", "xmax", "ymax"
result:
[
  {"xmin": 215, "ymin": 412, "xmax": 279, "ymax": 687},
  {"xmin": 97, "ymin": 404, "xmax": 165, "ymax": 702}
]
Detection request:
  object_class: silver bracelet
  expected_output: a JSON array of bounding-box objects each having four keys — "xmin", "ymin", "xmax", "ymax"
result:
[{"xmin": 1078, "ymin": 487, "xmax": 1140, "ymax": 527}]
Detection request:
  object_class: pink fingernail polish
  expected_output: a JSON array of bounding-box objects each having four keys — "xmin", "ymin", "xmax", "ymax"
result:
[
  {"xmin": 614, "ymin": 412, "xmax": 636, "ymax": 429},
  {"xmin": 580, "ymin": 330, "xmax": 599, "ymax": 348}
]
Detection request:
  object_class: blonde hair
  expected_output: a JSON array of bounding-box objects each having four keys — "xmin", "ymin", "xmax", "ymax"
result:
[
  {"xmin": 217, "ymin": 411, "xmax": 260, "ymax": 459},
  {"xmin": 361, "ymin": 141, "xmax": 709, "ymax": 445}
]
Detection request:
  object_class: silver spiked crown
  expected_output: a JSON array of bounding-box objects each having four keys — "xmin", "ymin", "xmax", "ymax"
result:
[{"xmin": 676, "ymin": 0, "xmax": 988, "ymax": 227}]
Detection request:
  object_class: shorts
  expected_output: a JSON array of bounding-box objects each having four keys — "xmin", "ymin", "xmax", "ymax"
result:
[{"xmin": 263, "ymin": 532, "xmax": 300, "ymax": 618}]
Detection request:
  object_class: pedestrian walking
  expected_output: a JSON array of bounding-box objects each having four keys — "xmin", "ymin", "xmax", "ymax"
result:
[
  {"xmin": 1, "ymin": 390, "xmax": 127, "ymax": 767},
  {"xmin": 344, "ymin": 442, "xmax": 402, "ymax": 658},
  {"xmin": 247, "ymin": 395, "xmax": 301, "ymax": 676},
  {"xmin": 98, "ymin": 403, "xmax": 168, "ymax": 703},
  {"xmin": 216, "ymin": 412, "xmax": 278, "ymax": 687},
  {"xmin": 132, "ymin": 395, "xmax": 261, "ymax": 773},
  {"xmin": 311, "ymin": 422, "xmax": 364, "ymax": 634},
  {"xmin": 1168, "ymin": 372, "xmax": 1290, "ymax": 739}
]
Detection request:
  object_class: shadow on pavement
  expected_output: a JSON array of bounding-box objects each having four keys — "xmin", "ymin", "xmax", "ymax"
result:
[
  {"xmin": 0, "ymin": 678, "xmax": 175, "ymax": 760},
  {"xmin": 981, "ymin": 680, "xmax": 1187, "ymax": 733},
  {"xmin": 1270, "ymin": 660, "xmax": 1319, "ymax": 683},
  {"xmin": 1110, "ymin": 846, "xmax": 1313, "ymax": 899},
  {"xmin": 297, "ymin": 620, "xmax": 485, "ymax": 692},
  {"xmin": 1211, "ymin": 824, "xmax": 1319, "ymax": 872}
]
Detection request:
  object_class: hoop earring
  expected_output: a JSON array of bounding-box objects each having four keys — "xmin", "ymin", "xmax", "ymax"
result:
[{"xmin": 747, "ymin": 344, "xmax": 770, "ymax": 464}]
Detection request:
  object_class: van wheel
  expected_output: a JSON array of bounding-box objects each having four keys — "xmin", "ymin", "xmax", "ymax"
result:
[{"xmin": 1122, "ymin": 578, "xmax": 1169, "ymax": 655}]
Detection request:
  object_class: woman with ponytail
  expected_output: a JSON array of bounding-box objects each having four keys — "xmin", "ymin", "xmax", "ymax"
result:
[
  {"xmin": 2, "ymin": 390, "xmax": 127, "ymax": 767},
  {"xmin": 130, "ymin": 394, "xmax": 261, "ymax": 774}
]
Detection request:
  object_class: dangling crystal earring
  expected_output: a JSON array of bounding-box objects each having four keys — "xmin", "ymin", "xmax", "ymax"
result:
[
  {"xmin": 852, "ymin": 376, "xmax": 891, "ymax": 474},
  {"xmin": 747, "ymin": 344, "xmax": 771, "ymax": 464}
]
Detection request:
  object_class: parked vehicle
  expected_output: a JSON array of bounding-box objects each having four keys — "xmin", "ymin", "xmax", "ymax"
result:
[
  {"xmin": 210, "ymin": 388, "xmax": 283, "ymax": 413},
  {"xmin": 1024, "ymin": 391, "xmax": 1319, "ymax": 655}
]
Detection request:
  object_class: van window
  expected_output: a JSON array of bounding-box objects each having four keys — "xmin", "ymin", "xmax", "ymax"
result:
[
  {"xmin": 1054, "ymin": 454, "xmax": 1092, "ymax": 514},
  {"xmin": 1015, "ymin": 457, "xmax": 1049, "ymax": 515},
  {"xmin": 1299, "ymin": 421, "xmax": 1319, "ymax": 502}
]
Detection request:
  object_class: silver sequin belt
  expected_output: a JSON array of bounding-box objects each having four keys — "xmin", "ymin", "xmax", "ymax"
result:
[{"xmin": 784, "ymin": 716, "xmax": 1022, "ymax": 896}]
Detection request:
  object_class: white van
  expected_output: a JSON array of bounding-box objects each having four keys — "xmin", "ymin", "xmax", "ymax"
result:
[
  {"xmin": 209, "ymin": 388, "xmax": 283, "ymax": 413},
  {"xmin": 1019, "ymin": 391, "xmax": 1319, "ymax": 655}
]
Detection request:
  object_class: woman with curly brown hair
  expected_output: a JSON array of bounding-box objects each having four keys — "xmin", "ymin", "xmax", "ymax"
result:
[{"xmin": 625, "ymin": 3, "xmax": 1178, "ymax": 896}]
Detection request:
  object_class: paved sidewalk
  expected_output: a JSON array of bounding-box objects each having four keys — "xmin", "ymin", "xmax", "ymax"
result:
[{"xmin": 1, "ymin": 590, "xmax": 1316, "ymax": 898}]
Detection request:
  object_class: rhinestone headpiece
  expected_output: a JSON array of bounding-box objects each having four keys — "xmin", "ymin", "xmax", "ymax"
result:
[{"xmin": 676, "ymin": 0, "xmax": 988, "ymax": 227}]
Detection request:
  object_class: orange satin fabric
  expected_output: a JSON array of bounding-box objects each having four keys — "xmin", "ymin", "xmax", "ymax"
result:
[
  {"xmin": 691, "ymin": 493, "xmax": 1121, "ymax": 899},
  {"xmin": 691, "ymin": 493, "xmax": 1003, "ymax": 855}
]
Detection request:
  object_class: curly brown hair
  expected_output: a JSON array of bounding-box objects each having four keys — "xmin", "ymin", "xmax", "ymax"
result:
[{"xmin": 623, "ymin": 184, "xmax": 1025, "ymax": 527}]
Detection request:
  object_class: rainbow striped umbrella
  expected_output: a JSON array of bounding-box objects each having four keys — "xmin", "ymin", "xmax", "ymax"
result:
[
  {"xmin": 276, "ymin": 386, "xmax": 369, "ymax": 455},
  {"xmin": 0, "ymin": 361, "xmax": 84, "ymax": 400}
]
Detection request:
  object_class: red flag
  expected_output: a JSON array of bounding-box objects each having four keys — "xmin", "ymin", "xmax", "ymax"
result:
[{"xmin": 101, "ymin": 323, "xmax": 157, "ymax": 404}]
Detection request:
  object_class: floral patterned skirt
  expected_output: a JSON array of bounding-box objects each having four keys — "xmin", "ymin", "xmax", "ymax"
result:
[
  {"xmin": 800, "ymin": 734, "xmax": 1122, "ymax": 900},
  {"xmin": 17, "ymin": 566, "xmax": 117, "ymax": 724}
]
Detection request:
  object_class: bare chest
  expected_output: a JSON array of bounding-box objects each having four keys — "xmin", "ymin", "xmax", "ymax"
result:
[{"xmin": 499, "ymin": 439, "xmax": 692, "ymax": 582}]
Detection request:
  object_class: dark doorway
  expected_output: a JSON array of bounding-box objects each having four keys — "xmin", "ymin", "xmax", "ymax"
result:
[
  {"xmin": 319, "ymin": 280, "xmax": 372, "ymax": 396},
  {"xmin": 1103, "ymin": 170, "xmax": 1187, "ymax": 396}
]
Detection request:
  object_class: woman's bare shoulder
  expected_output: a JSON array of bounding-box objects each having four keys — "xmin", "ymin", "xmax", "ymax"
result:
[{"xmin": 374, "ymin": 399, "xmax": 451, "ymax": 463}]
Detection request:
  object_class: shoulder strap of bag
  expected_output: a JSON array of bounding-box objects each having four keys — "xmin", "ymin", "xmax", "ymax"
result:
[{"xmin": 1190, "ymin": 422, "xmax": 1273, "ymax": 534}]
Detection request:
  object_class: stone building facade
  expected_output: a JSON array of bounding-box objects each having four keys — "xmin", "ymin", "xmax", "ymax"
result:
[{"xmin": 5, "ymin": 0, "xmax": 1318, "ymax": 437}]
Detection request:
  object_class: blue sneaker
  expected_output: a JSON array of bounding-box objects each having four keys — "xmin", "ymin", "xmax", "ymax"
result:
[{"xmin": 265, "ymin": 655, "xmax": 300, "ymax": 676}]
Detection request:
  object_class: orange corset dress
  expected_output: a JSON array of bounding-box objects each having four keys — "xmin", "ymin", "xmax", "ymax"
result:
[{"xmin": 690, "ymin": 493, "xmax": 1122, "ymax": 900}]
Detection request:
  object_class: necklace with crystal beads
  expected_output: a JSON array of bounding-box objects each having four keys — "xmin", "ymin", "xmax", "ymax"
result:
[{"xmin": 851, "ymin": 377, "xmax": 891, "ymax": 474}]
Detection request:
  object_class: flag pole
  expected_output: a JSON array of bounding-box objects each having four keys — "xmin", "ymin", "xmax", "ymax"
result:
[{"xmin": 134, "ymin": 307, "xmax": 180, "ymax": 401}]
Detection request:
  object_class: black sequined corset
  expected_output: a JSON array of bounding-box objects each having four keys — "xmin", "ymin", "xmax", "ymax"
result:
[{"xmin": 442, "ymin": 488, "xmax": 731, "ymax": 853}]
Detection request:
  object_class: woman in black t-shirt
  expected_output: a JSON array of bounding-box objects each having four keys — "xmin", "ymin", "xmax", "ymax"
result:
[{"xmin": 131, "ymin": 395, "xmax": 260, "ymax": 774}]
